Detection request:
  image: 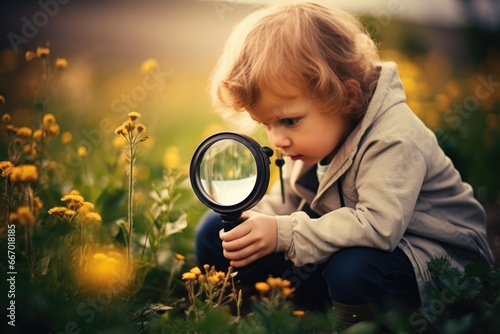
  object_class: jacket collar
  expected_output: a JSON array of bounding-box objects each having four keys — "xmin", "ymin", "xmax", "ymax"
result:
[{"xmin": 289, "ymin": 62, "xmax": 407, "ymax": 203}]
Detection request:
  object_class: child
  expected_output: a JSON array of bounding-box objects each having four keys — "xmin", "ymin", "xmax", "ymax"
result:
[{"xmin": 195, "ymin": 1, "xmax": 494, "ymax": 327}]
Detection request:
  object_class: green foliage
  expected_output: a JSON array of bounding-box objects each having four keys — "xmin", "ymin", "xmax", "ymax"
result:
[{"xmin": 423, "ymin": 257, "xmax": 500, "ymax": 333}]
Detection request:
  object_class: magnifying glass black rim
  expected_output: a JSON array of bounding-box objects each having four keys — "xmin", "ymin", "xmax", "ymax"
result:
[{"xmin": 189, "ymin": 132, "xmax": 271, "ymax": 214}]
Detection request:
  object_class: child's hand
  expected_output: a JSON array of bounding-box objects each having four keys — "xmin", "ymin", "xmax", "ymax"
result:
[{"xmin": 219, "ymin": 211, "xmax": 277, "ymax": 268}]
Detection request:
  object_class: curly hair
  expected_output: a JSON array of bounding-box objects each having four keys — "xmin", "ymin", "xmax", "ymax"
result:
[{"xmin": 210, "ymin": 1, "xmax": 380, "ymax": 122}]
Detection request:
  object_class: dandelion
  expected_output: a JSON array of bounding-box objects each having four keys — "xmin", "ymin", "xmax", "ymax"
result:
[
  {"xmin": 69, "ymin": 189, "xmax": 80, "ymax": 195},
  {"xmin": 25, "ymin": 51, "xmax": 36, "ymax": 62},
  {"xmin": 0, "ymin": 161, "xmax": 14, "ymax": 177},
  {"xmin": 77, "ymin": 146, "xmax": 87, "ymax": 157},
  {"xmin": 175, "ymin": 253, "xmax": 185, "ymax": 261},
  {"xmin": 16, "ymin": 127, "xmax": 32, "ymax": 137},
  {"xmin": 255, "ymin": 282, "xmax": 271, "ymax": 293},
  {"xmin": 61, "ymin": 131, "xmax": 73, "ymax": 144},
  {"xmin": 55, "ymin": 58, "xmax": 68, "ymax": 69},
  {"xmin": 2, "ymin": 113, "xmax": 11, "ymax": 123},
  {"xmin": 36, "ymin": 46, "xmax": 50, "ymax": 58},
  {"xmin": 293, "ymin": 310, "xmax": 306, "ymax": 317},
  {"xmin": 141, "ymin": 58, "xmax": 158, "ymax": 74},
  {"xmin": 10, "ymin": 165, "xmax": 38, "ymax": 183}
]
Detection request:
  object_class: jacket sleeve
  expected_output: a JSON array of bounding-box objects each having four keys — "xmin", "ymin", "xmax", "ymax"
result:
[{"xmin": 276, "ymin": 137, "xmax": 428, "ymax": 266}]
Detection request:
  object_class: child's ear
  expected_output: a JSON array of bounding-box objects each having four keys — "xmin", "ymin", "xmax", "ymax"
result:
[{"xmin": 344, "ymin": 79, "xmax": 361, "ymax": 112}]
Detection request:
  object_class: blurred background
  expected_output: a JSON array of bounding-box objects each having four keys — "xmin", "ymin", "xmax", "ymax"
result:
[{"xmin": 0, "ymin": 0, "xmax": 499, "ymax": 260}]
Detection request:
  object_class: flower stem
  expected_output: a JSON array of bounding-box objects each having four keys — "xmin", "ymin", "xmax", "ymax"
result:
[{"xmin": 127, "ymin": 137, "xmax": 134, "ymax": 263}]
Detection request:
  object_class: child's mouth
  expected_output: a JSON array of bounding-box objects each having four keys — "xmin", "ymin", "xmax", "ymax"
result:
[{"xmin": 290, "ymin": 155, "xmax": 302, "ymax": 161}]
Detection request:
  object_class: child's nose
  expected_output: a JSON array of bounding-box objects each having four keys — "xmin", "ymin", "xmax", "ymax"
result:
[{"xmin": 270, "ymin": 130, "xmax": 291, "ymax": 148}]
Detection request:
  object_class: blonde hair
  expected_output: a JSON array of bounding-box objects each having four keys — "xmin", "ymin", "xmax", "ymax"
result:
[{"xmin": 210, "ymin": 1, "xmax": 380, "ymax": 122}]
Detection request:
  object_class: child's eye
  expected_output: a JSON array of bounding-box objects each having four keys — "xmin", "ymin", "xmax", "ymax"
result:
[{"xmin": 281, "ymin": 118, "xmax": 299, "ymax": 127}]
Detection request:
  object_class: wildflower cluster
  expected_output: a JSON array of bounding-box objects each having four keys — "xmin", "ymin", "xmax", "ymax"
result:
[
  {"xmin": 48, "ymin": 189, "xmax": 102, "ymax": 225},
  {"xmin": 254, "ymin": 276, "xmax": 295, "ymax": 309},
  {"xmin": 182, "ymin": 265, "xmax": 242, "ymax": 320}
]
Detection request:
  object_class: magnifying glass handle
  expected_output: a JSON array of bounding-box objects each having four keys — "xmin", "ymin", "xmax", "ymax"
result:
[{"xmin": 221, "ymin": 212, "xmax": 243, "ymax": 232}]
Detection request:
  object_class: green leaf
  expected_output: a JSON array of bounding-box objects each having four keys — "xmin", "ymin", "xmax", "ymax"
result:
[{"xmin": 465, "ymin": 263, "xmax": 490, "ymax": 279}]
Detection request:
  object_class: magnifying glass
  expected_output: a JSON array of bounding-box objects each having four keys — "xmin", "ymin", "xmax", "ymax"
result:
[{"xmin": 190, "ymin": 132, "xmax": 273, "ymax": 232}]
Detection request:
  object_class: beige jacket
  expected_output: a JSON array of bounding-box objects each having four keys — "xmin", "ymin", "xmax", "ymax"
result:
[{"xmin": 255, "ymin": 61, "xmax": 494, "ymax": 304}]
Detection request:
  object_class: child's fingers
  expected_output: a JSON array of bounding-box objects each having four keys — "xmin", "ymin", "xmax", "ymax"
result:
[{"xmin": 219, "ymin": 220, "xmax": 252, "ymax": 241}]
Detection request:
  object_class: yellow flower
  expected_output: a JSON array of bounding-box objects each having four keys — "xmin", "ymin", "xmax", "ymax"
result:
[
  {"xmin": 9, "ymin": 212, "xmax": 18, "ymax": 223},
  {"xmin": 23, "ymin": 144, "xmax": 31, "ymax": 154},
  {"xmin": 25, "ymin": 51, "xmax": 36, "ymax": 62},
  {"xmin": 282, "ymin": 286, "xmax": 295, "ymax": 297},
  {"xmin": 10, "ymin": 165, "xmax": 38, "ymax": 183},
  {"xmin": 163, "ymin": 146, "xmax": 181, "ymax": 169},
  {"xmin": 175, "ymin": 253, "xmax": 185, "ymax": 261},
  {"xmin": 16, "ymin": 127, "xmax": 32, "ymax": 137},
  {"xmin": 43, "ymin": 113, "xmax": 56, "ymax": 127},
  {"xmin": 0, "ymin": 95, "xmax": 5, "ymax": 106},
  {"xmin": 136, "ymin": 124, "xmax": 146, "ymax": 134},
  {"xmin": 55, "ymin": 58, "xmax": 68, "ymax": 69},
  {"xmin": 33, "ymin": 196, "xmax": 43, "ymax": 211},
  {"xmin": 128, "ymin": 111, "xmax": 141, "ymax": 121},
  {"xmin": 84, "ymin": 212, "xmax": 102, "ymax": 223},
  {"xmin": 189, "ymin": 267, "xmax": 202, "ymax": 275},
  {"xmin": 292, "ymin": 310, "xmax": 305, "ymax": 317},
  {"xmin": 15, "ymin": 206, "xmax": 35, "ymax": 226},
  {"xmin": 182, "ymin": 272, "xmax": 196, "ymax": 281},
  {"xmin": 77, "ymin": 146, "xmax": 87, "ymax": 157},
  {"xmin": 69, "ymin": 189, "xmax": 80, "ymax": 195},
  {"xmin": 2, "ymin": 113, "xmax": 11, "ymax": 123},
  {"xmin": 140, "ymin": 59, "xmax": 158, "ymax": 74},
  {"xmin": 47, "ymin": 124, "xmax": 60, "ymax": 136},
  {"xmin": 64, "ymin": 209, "xmax": 76, "ymax": 220},
  {"xmin": 93, "ymin": 253, "xmax": 108, "ymax": 260},
  {"xmin": 61, "ymin": 131, "xmax": 73, "ymax": 144},
  {"xmin": 255, "ymin": 282, "xmax": 271, "ymax": 293},
  {"xmin": 114, "ymin": 125, "xmax": 127, "ymax": 137},
  {"xmin": 61, "ymin": 194, "xmax": 84, "ymax": 204},
  {"xmin": 78, "ymin": 201, "xmax": 94, "ymax": 216},
  {"xmin": 36, "ymin": 46, "xmax": 50, "ymax": 58},
  {"xmin": 48, "ymin": 206, "xmax": 67, "ymax": 216},
  {"xmin": 266, "ymin": 276, "xmax": 291, "ymax": 288},
  {"xmin": 208, "ymin": 275, "xmax": 221, "ymax": 284},
  {"xmin": 6, "ymin": 124, "xmax": 17, "ymax": 135},
  {"xmin": 0, "ymin": 161, "xmax": 14, "ymax": 177},
  {"xmin": 33, "ymin": 129, "xmax": 43, "ymax": 141}
]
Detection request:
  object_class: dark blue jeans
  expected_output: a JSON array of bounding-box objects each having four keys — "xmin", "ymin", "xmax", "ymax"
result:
[{"xmin": 195, "ymin": 211, "xmax": 421, "ymax": 311}]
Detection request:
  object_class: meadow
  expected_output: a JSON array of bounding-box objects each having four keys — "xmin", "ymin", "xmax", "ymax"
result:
[{"xmin": 1, "ymin": 1, "xmax": 499, "ymax": 333}]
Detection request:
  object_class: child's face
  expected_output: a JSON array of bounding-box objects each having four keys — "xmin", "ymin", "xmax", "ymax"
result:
[{"xmin": 249, "ymin": 87, "xmax": 353, "ymax": 165}]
